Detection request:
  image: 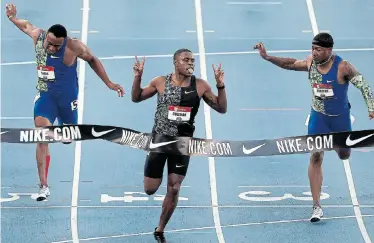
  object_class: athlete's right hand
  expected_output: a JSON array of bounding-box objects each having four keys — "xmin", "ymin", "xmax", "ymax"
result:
[
  {"xmin": 5, "ymin": 3, "xmax": 17, "ymax": 19},
  {"xmin": 133, "ymin": 56, "xmax": 145, "ymax": 77},
  {"xmin": 253, "ymin": 42, "xmax": 268, "ymax": 59}
]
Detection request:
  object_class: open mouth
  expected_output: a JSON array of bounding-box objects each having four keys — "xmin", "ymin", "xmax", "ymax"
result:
[{"xmin": 187, "ymin": 68, "xmax": 194, "ymax": 74}]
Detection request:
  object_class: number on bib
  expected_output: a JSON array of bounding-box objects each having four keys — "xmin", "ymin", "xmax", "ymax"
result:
[
  {"xmin": 313, "ymin": 83, "xmax": 334, "ymax": 99},
  {"xmin": 168, "ymin": 106, "xmax": 191, "ymax": 122},
  {"xmin": 37, "ymin": 66, "xmax": 55, "ymax": 81}
]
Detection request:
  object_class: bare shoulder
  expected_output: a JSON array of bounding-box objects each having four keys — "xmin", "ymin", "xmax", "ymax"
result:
[
  {"xmin": 196, "ymin": 78, "xmax": 210, "ymax": 89},
  {"xmin": 338, "ymin": 59, "xmax": 359, "ymax": 81},
  {"xmin": 67, "ymin": 38, "xmax": 86, "ymax": 54}
]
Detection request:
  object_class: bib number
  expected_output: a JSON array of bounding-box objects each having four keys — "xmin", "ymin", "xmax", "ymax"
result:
[
  {"xmin": 168, "ymin": 106, "xmax": 191, "ymax": 122},
  {"xmin": 313, "ymin": 83, "xmax": 334, "ymax": 99},
  {"xmin": 37, "ymin": 66, "xmax": 55, "ymax": 81}
]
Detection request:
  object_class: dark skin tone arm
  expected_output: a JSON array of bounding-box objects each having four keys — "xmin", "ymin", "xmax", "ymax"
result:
[
  {"xmin": 200, "ymin": 63, "xmax": 227, "ymax": 114},
  {"xmin": 254, "ymin": 42, "xmax": 312, "ymax": 71},
  {"xmin": 72, "ymin": 40, "xmax": 124, "ymax": 96},
  {"xmin": 339, "ymin": 61, "xmax": 374, "ymax": 119}
]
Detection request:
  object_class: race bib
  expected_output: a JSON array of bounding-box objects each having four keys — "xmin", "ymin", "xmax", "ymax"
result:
[
  {"xmin": 313, "ymin": 83, "xmax": 334, "ymax": 99},
  {"xmin": 168, "ymin": 105, "xmax": 191, "ymax": 122},
  {"xmin": 37, "ymin": 66, "xmax": 55, "ymax": 81}
]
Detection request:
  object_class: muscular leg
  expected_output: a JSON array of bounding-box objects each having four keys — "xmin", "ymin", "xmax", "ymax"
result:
[
  {"xmin": 156, "ymin": 173, "xmax": 185, "ymax": 232},
  {"xmin": 143, "ymin": 152, "xmax": 168, "ymax": 195},
  {"xmin": 308, "ymin": 151, "xmax": 324, "ymax": 207},
  {"xmin": 35, "ymin": 116, "xmax": 52, "ymax": 186},
  {"xmin": 33, "ymin": 92, "xmax": 57, "ymax": 201},
  {"xmin": 155, "ymin": 154, "xmax": 190, "ymax": 233}
]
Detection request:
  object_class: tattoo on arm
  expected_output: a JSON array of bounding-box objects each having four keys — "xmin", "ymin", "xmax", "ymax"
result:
[
  {"xmin": 345, "ymin": 61, "xmax": 374, "ymax": 112},
  {"xmin": 266, "ymin": 56, "xmax": 309, "ymax": 71}
]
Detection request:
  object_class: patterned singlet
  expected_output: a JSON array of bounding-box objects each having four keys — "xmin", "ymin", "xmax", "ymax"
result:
[
  {"xmin": 308, "ymin": 55, "xmax": 350, "ymax": 116},
  {"xmin": 35, "ymin": 31, "xmax": 78, "ymax": 93},
  {"xmin": 152, "ymin": 74, "xmax": 201, "ymax": 137}
]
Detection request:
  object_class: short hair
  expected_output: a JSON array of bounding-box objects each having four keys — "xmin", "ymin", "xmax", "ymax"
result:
[
  {"xmin": 173, "ymin": 48, "xmax": 192, "ymax": 60},
  {"xmin": 312, "ymin": 32, "xmax": 334, "ymax": 48},
  {"xmin": 47, "ymin": 24, "xmax": 67, "ymax": 38}
]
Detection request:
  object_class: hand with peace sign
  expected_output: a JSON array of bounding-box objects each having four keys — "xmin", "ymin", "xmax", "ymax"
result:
[
  {"xmin": 133, "ymin": 56, "xmax": 145, "ymax": 77},
  {"xmin": 212, "ymin": 63, "xmax": 225, "ymax": 88}
]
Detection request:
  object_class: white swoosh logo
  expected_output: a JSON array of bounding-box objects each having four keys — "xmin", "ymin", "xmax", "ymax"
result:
[
  {"xmin": 149, "ymin": 140, "xmax": 179, "ymax": 149},
  {"xmin": 243, "ymin": 143, "xmax": 266, "ymax": 154},
  {"xmin": 0, "ymin": 131, "xmax": 8, "ymax": 135},
  {"xmin": 346, "ymin": 133, "xmax": 374, "ymax": 146},
  {"xmin": 92, "ymin": 128, "xmax": 116, "ymax": 137}
]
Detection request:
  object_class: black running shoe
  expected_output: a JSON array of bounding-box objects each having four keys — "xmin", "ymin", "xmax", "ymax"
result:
[{"xmin": 153, "ymin": 228, "xmax": 166, "ymax": 243}]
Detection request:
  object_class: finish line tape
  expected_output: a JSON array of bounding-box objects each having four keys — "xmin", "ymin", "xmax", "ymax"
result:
[{"xmin": 1, "ymin": 124, "xmax": 374, "ymax": 157}]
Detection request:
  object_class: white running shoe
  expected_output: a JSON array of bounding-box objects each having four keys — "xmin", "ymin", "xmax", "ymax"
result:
[
  {"xmin": 36, "ymin": 185, "xmax": 50, "ymax": 201},
  {"xmin": 310, "ymin": 205, "xmax": 323, "ymax": 222}
]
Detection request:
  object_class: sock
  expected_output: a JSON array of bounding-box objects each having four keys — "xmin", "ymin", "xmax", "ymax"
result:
[{"xmin": 45, "ymin": 155, "xmax": 50, "ymax": 179}]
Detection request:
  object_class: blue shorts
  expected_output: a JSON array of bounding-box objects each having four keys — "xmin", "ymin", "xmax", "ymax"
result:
[
  {"xmin": 34, "ymin": 91, "xmax": 78, "ymax": 125},
  {"xmin": 307, "ymin": 109, "xmax": 352, "ymax": 135}
]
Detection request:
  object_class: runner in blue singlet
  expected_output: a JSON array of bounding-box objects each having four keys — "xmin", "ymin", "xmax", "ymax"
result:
[
  {"xmin": 254, "ymin": 33, "xmax": 374, "ymax": 222},
  {"xmin": 6, "ymin": 3, "xmax": 125, "ymax": 201}
]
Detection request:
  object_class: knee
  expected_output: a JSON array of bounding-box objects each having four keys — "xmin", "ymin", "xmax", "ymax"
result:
[
  {"xmin": 144, "ymin": 188, "xmax": 157, "ymax": 196},
  {"xmin": 167, "ymin": 182, "xmax": 181, "ymax": 196},
  {"xmin": 310, "ymin": 152, "xmax": 323, "ymax": 165},
  {"xmin": 337, "ymin": 149, "xmax": 351, "ymax": 160}
]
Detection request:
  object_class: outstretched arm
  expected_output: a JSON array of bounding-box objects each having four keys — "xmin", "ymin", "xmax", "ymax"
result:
[
  {"xmin": 74, "ymin": 40, "xmax": 124, "ymax": 96},
  {"xmin": 254, "ymin": 42, "xmax": 311, "ymax": 71},
  {"xmin": 264, "ymin": 56, "xmax": 310, "ymax": 71},
  {"xmin": 6, "ymin": 3, "xmax": 41, "ymax": 43},
  {"xmin": 342, "ymin": 60, "xmax": 374, "ymax": 117}
]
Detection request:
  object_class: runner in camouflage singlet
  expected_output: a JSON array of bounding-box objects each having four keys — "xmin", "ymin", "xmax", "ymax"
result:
[
  {"xmin": 131, "ymin": 49, "xmax": 227, "ymax": 242},
  {"xmin": 254, "ymin": 32, "xmax": 374, "ymax": 224},
  {"xmin": 6, "ymin": 3, "xmax": 124, "ymax": 203},
  {"xmin": 152, "ymin": 73, "xmax": 200, "ymax": 137}
]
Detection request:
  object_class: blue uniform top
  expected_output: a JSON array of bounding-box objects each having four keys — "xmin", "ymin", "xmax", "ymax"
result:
[
  {"xmin": 35, "ymin": 31, "xmax": 78, "ymax": 96},
  {"xmin": 308, "ymin": 55, "xmax": 350, "ymax": 116}
]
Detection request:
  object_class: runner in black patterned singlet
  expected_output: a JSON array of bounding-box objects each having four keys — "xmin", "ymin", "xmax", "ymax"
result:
[{"xmin": 131, "ymin": 49, "xmax": 227, "ymax": 243}]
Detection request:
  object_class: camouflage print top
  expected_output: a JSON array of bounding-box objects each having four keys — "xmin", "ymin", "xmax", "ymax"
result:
[
  {"xmin": 35, "ymin": 31, "xmax": 49, "ymax": 91},
  {"xmin": 308, "ymin": 55, "xmax": 350, "ymax": 116}
]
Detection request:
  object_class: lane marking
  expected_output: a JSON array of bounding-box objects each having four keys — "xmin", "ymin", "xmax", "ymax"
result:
[
  {"xmin": 226, "ymin": 1, "xmax": 282, "ymax": 4},
  {"xmin": 71, "ymin": 1, "xmax": 90, "ymax": 242},
  {"xmin": 0, "ymin": 117, "xmax": 33, "ymax": 120},
  {"xmin": 194, "ymin": 0, "xmax": 225, "ymax": 242},
  {"xmin": 306, "ymin": 1, "xmax": 371, "ymax": 242},
  {"xmin": 2, "ymin": 204, "xmax": 374, "ymax": 209},
  {"xmin": 2, "ymin": 47, "xmax": 374, "ymax": 66},
  {"xmin": 238, "ymin": 185, "xmax": 328, "ymax": 188},
  {"xmin": 239, "ymin": 108, "xmax": 303, "ymax": 111},
  {"xmin": 48, "ymin": 214, "xmax": 374, "ymax": 243}
]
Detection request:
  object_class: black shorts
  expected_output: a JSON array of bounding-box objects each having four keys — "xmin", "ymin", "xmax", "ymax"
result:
[{"xmin": 144, "ymin": 152, "xmax": 190, "ymax": 179}]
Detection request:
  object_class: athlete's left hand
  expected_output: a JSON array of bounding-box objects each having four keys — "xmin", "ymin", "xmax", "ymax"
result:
[
  {"xmin": 107, "ymin": 82, "xmax": 125, "ymax": 97},
  {"xmin": 369, "ymin": 111, "xmax": 374, "ymax": 120},
  {"xmin": 212, "ymin": 63, "xmax": 224, "ymax": 87}
]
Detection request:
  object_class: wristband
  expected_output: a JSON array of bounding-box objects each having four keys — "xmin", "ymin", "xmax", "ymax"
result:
[{"xmin": 217, "ymin": 84, "xmax": 225, "ymax": 90}]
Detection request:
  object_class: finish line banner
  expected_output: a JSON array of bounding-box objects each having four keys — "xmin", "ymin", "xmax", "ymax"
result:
[{"xmin": 1, "ymin": 124, "xmax": 374, "ymax": 157}]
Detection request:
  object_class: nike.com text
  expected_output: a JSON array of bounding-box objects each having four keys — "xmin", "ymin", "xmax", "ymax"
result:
[
  {"xmin": 189, "ymin": 140, "xmax": 233, "ymax": 156},
  {"xmin": 20, "ymin": 126, "xmax": 81, "ymax": 142},
  {"xmin": 120, "ymin": 130, "xmax": 148, "ymax": 149},
  {"xmin": 276, "ymin": 135, "xmax": 333, "ymax": 153}
]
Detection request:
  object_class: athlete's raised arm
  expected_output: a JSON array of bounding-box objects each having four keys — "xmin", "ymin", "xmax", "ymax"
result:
[
  {"xmin": 201, "ymin": 63, "xmax": 227, "ymax": 114},
  {"xmin": 254, "ymin": 42, "xmax": 312, "ymax": 71},
  {"xmin": 6, "ymin": 3, "xmax": 41, "ymax": 44},
  {"xmin": 131, "ymin": 56, "xmax": 159, "ymax": 102}
]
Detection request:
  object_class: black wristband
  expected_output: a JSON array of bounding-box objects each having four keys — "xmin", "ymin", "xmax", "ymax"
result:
[{"xmin": 217, "ymin": 84, "xmax": 225, "ymax": 90}]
